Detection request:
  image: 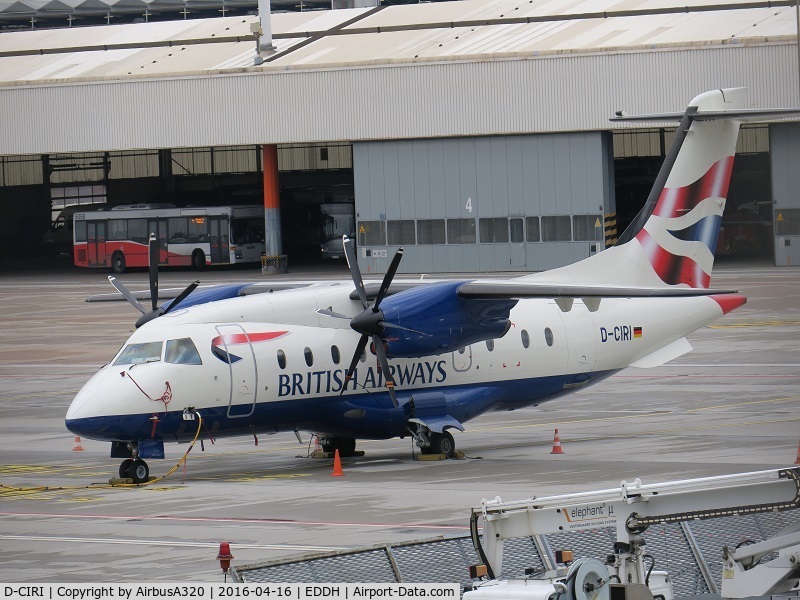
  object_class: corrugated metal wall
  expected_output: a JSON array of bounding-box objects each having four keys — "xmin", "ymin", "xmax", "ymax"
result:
[
  {"xmin": 353, "ymin": 132, "xmax": 612, "ymax": 274},
  {"xmin": 771, "ymin": 122, "xmax": 800, "ymax": 266},
  {"xmin": 0, "ymin": 44, "xmax": 797, "ymax": 156}
]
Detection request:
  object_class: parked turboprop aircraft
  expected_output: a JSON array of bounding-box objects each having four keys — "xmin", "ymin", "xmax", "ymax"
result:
[{"xmin": 66, "ymin": 89, "xmax": 796, "ymax": 483}]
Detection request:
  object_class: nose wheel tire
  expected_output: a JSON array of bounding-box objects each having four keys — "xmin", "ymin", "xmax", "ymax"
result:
[
  {"xmin": 129, "ymin": 459, "xmax": 150, "ymax": 483},
  {"xmin": 119, "ymin": 458, "xmax": 134, "ymax": 478}
]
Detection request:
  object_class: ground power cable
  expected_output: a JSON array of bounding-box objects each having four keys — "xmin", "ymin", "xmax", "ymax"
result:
[{"xmin": 0, "ymin": 411, "xmax": 204, "ymax": 494}]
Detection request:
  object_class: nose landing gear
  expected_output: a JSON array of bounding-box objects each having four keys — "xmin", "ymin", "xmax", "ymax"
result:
[
  {"xmin": 119, "ymin": 457, "xmax": 150, "ymax": 484},
  {"xmin": 111, "ymin": 440, "xmax": 156, "ymax": 484}
]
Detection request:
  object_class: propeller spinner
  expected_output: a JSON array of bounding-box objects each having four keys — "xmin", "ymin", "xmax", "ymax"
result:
[
  {"xmin": 109, "ymin": 233, "xmax": 199, "ymax": 328},
  {"xmin": 339, "ymin": 235, "xmax": 403, "ymax": 407}
]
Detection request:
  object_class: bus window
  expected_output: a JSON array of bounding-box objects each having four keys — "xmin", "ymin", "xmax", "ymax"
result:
[
  {"xmin": 188, "ymin": 216, "xmax": 208, "ymax": 243},
  {"xmin": 109, "ymin": 219, "xmax": 127, "ymax": 241},
  {"xmin": 169, "ymin": 217, "xmax": 188, "ymax": 243},
  {"xmin": 128, "ymin": 219, "xmax": 147, "ymax": 244}
]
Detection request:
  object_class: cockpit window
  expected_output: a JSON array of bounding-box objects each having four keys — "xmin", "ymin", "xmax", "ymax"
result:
[
  {"xmin": 165, "ymin": 338, "xmax": 202, "ymax": 365},
  {"xmin": 113, "ymin": 341, "xmax": 163, "ymax": 365}
]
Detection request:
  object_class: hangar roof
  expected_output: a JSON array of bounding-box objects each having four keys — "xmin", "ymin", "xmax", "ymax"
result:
[{"xmin": 0, "ymin": 0, "xmax": 796, "ymax": 85}]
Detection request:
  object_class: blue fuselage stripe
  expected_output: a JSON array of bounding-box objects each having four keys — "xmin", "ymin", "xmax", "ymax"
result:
[{"xmin": 65, "ymin": 370, "xmax": 617, "ymax": 443}]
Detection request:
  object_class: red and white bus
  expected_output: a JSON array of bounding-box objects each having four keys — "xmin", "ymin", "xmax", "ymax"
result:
[{"xmin": 74, "ymin": 204, "xmax": 265, "ymax": 272}]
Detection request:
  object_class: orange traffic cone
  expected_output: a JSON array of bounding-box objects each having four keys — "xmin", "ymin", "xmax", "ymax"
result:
[
  {"xmin": 72, "ymin": 436, "xmax": 84, "ymax": 452},
  {"xmin": 331, "ymin": 449, "xmax": 344, "ymax": 476},
  {"xmin": 550, "ymin": 429, "xmax": 564, "ymax": 455},
  {"xmin": 794, "ymin": 440, "xmax": 800, "ymax": 465}
]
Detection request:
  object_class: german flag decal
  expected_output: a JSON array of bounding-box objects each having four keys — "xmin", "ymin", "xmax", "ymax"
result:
[{"xmin": 633, "ymin": 327, "xmax": 643, "ymax": 338}]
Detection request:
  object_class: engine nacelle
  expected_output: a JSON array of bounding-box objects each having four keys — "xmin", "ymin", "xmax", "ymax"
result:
[{"xmin": 379, "ymin": 281, "xmax": 517, "ymax": 358}]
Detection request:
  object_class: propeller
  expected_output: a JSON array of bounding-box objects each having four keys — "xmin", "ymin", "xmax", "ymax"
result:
[
  {"xmin": 109, "ymin": 233, "xmax": 199, "ymax": 328},
  {"xmin": 339, "ymin": 235, "xmax": 404, "ymax": 407}
]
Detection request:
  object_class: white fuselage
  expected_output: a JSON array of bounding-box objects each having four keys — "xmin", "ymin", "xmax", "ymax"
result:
[{"xmin": 65, "ymin": 282, "xmax": 730, "ymax": 444}]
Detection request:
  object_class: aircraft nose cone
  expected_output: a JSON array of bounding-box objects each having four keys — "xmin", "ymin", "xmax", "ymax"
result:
[{"xmin": 66, "ymin": 388, "xmax": 103, "ymax": 426}]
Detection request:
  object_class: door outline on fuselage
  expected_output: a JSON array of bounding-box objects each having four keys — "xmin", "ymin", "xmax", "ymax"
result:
[
  {"xmin": 214, "ymin": 324, "xmax": 258, "ymax": 418},
  {"xmin": 452, "ymin": 345, "xmax": 472, "ymax": 372}
]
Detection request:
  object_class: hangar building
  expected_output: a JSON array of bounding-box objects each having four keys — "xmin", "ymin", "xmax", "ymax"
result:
[{"xmin": 0, "ymin": 0, "xmax": 799, "ymax": 272}]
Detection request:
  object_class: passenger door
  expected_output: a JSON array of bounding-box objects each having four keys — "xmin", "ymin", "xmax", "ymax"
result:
[
  {"xmin": 86, "ymin": 221, "xmax": 106, "ymax": 267},
  {"xmin": 209, "ymin": 217, "xmax": 230, "ymax": 264},
  {"xmin": 214, "ymin": 324, "xmax": 258, "ymax": 418}
]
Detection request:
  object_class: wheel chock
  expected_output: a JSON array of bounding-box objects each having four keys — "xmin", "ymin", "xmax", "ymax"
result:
[
  {"xmin": 417, "ymin": 453, "xmax": 447, "ymax": 461},
  {"xmin": 108, "ymin": 477, "xmax": 133, "ymax": 485},
  {"xmin": 417, "ymin": 451, "xmax": 466, "ymax": 461},
  {"xmin": 108, "ymin": 476, "xmax": 157, "ymax": 485}
]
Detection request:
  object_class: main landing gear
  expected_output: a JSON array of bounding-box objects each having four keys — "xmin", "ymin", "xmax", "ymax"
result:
[{"xmin": 409, "ymin": 424, "xmax": 456, "ymax": 458}]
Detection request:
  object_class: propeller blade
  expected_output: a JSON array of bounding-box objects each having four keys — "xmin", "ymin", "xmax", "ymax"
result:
[
  {"xmin": 108, "ymin": 276, "xmax": 147, "ymax": 315},
  {"xmin": 373, "ymin": 247, "xmax": 404, "ymax": 310},
  {"xmin": 148, "ymin": 233, "xmax": 159, "ymax": 311},
  {"xmin": 373, "ymin": 336, "xmax": 399, "ymax": 408},
  {"xmin": 343, "ymin": 235, "xmax": 368, "ymax": 310},
  {"xmin": 316, "ymin": 307, "xmax": 353, "ymax": 320},
  {"xmin": 163, "ymin": 280, "xmax": 200, "ymax": 315},
  {"xmin": 340, "ymin": 334, "xmax": 369, "ymax": 396}
]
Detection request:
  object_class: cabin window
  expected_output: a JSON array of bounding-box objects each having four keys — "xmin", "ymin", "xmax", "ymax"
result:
[
  {"xmin": 304, "ymin": 347, "xmax": 314, "ymax": 367},
  {"xmin": 331, "ymin": 345, "xmax": 341, "ymax": 364},
  {"xmin": 113, "ymin": 341, "xmax": 163, "ymax": 366},
  {"xmin": 544, "ymin": 327, "xmax": 554, "ymax": 347},
  {"xmin": 165, "ymin": 338, "xmax": 202, "ymax": 365},
  {"xmin": 486, "ymin": 339, "xmax": 494, "ymax": 351},
  {"xmin": 521, "ymin": 329, "xmax": 530, "ymax": 349},
  {"xmin": 277, "ymin": 349, "xmax": 286, "ymax": 369}
]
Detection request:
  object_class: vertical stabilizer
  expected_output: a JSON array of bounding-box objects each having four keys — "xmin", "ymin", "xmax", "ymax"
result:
[
  {"xmin": 632, "ymin": 89, "xmax": 743, "ymax": 288},
  {"xmin": 526, "ymin": 88, "xmax": 745, "ymax": 289}
]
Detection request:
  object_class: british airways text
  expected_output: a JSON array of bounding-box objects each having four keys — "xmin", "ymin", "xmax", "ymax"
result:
[{"xmin": 278, "ymin": 360, "xmax": 447, "ymax": 397}]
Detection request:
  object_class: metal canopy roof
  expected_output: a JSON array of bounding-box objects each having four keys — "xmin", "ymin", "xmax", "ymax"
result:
[{"xmin": 0, "ymin": 0, "xmax": 796, "ymax": 85}]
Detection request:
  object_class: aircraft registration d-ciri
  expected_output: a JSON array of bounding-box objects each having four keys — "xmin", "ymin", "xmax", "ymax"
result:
[{"xmin": 66, "ymin": 89, "xmax": 798, "ymax": 483}]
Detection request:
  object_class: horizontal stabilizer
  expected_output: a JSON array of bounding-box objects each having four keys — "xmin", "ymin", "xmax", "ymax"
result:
[
  {"xmin": 611, "ymin": 108, "xmax": 800, "ymax": 123},
  {"xmin": 457, "ymin": 281, "xmax": 739, "ymax": 299},
  {"xmin": 629, "ymin": 337, "xmax": 693, "ymax": 368},
  {"xmin": 87, "ymin": 282, "xmax": 311, "ymax": 303}
]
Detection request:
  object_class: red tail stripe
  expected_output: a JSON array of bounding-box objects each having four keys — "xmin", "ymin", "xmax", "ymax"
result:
[
  {"xmin": 652, "ymin": 155, "xmax": 734, "ymax": 218},
  {"xmin": 635, "ymin": 229, "xmax": 711, "ymax": 289}
]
